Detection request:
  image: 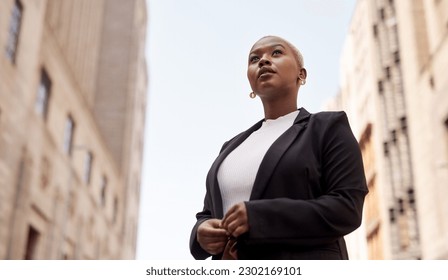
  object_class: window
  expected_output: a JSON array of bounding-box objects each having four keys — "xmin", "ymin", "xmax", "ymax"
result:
[
  {"xmin": 63, "ymin": 115, "xmax": 75, "ymax": 155},
  {"xmin": 383, "ymin": 141, "xmax": 389, "ymax": 156},
  {"xmin": 372, "ymin": 24, "xmax": 378, "ymax": 38},
  {"xmin": 398, "ymin": 198, "xmax": 405, "ymax": 214},
  {"xmin": 83, "ymin": 151, "xmax": 93, "ymax": 184},
  {"xmin": 385, "ymin": 66, "xmax": 391, "ymax": 80},
  {"xmin": 391, "ymin": 130, "xmax": 397, "ymax": 144},
  {"xmin": 407, "ymin": 188, "xmax": 415, "ymax": 207},
  {"xmin": 35, "ymin": 69, "xmax": 51, "ymax": 120},
  {"xmin": 400, "ymin": 116, "xmax": 407, "ymax": 132},
  {"xmin": 394, "ymin": 50, "xmax": 400, "ymax": 64},
  {"xmin": 100, "ymin": 175, "xmax": 107, "ymax": 207},
  {"xmin": 5, "ymin": 0, "xmax": 23, "ymax": 63},
  {"xmin": 378, "ymin": 80, "xmax": 384, "ymax": 94},
  {"xmin": 379, "ymin": 8, "xmax": 385, "ymax": 21},
  {"xmin": 389, "ymin": 208, "xmax": 396, "ymax": 223},
  {"xmin": 429, "ymin": 76, "xmax": 435, "ymax": 89},
  {"xmin": 389, "ymin": 0, "xmax": 395, "ymax": 8},
  {"xmin": 24, "ymin": 225, "xmax": 39, "ymax": 260}
]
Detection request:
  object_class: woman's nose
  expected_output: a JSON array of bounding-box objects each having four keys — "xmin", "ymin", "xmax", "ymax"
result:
[{"xmin": 258, "ymin": 56, "xmax": 271, "ymax": 67}]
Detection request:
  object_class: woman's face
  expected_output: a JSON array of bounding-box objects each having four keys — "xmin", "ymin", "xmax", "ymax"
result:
[{"xmin": 247, "ymin": 36, "xmax": 303, "ymax": 99}]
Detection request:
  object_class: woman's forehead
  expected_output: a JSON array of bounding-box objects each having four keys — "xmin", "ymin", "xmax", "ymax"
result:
[{"xmin": 250, "ymin": 36, "xmax": 290, "ymax": 52}]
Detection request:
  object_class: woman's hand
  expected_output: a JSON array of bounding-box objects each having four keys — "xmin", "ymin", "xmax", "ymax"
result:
[
  {"xmin": 197, "ymin": 219, "xmax": 228, "ymax": 255},
  {"xmin": 222, "ymin": 202, "xmax": 249, "ymax": 238}
]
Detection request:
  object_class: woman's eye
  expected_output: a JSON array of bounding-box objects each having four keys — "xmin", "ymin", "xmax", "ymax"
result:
[
  {"xmin": 250, "ymin": 56, "xmax": 259, "ymax": 63},
  {"xmin": 273, "ymin": 50, "xmax": 282, "ymax": 55}
]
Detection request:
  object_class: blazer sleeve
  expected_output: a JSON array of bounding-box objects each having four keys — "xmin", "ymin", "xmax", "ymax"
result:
[
  {"xmin": 245, "ymin": 112, "xmax": 368, "ymax": 247},
  {"xmin": 189, "ymin": 193, "xmax": 213, "ymax": 259},
  {"xmin": 189, "ymin": 141, "xmax": 231, "ymax": 260}
]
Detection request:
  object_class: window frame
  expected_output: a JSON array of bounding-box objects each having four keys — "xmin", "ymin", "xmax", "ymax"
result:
[
  {"xmin": 63, "ymin": 115, "xmax": 75, "ymax": 156},
  {"xmin": 100, "ymin": 175, "xmax": 107, "ymax": 207},
  {"xmin": 35, "ymin": 69, "xmax": 52, "ymax": 120},
  {"xmin": 5, "ymin": 0, "xmax": 23, "ymax": 64},
  {"xmin": 83, "ymin": 151, "xmax": 93, "ymax": 185}
]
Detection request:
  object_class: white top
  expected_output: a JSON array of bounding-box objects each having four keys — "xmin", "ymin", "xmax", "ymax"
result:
[{"xmin": 217, "ymin": 110, "xmax": 299, "ymax": 215}]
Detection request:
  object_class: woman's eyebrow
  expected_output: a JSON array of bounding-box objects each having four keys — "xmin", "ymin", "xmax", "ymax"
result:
[{"xmin": 249, "ymin": 44, "xmax": 286, "ymax": 56}]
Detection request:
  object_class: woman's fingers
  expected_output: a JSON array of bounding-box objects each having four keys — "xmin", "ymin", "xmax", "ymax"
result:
[
  {"xmin": 198, "ymin": 219, "xmax": 227, "ymax": 237},
  {"xmin": 232, "ymin": 224, "xmax": 249, "ymax": 238},
  {"xmin": 222, "ymin": 203, "xmax": 244, "ymax": 226},
  {"xmin": 196, "ymin": 203, "xmax": 249, "ymax": 255},
  {"xmin": 205, "ymin": 241, "xmax": 227, "ymax": 255},
  {"xmin": 222, "ymin": 202, "xmax": 249, "ymax": 237},
  {"xmin": 225, "ymin": 218, "xmax": 249, "ymax": 238},
  {"xmin": 197, "ymin": 219, "xmax": 228, "ymax": 255}
]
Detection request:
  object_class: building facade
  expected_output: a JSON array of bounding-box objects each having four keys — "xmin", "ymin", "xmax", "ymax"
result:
[
  {"xmin": 328, "ymin": 0, "xmax": 448, "ymax": 259},
  {"xmin": 0, "ymin": 0, "xmax": 147, "ymax": 259}
]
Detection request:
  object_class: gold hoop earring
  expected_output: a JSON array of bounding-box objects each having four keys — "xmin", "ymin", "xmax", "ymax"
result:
[{"xmin": 249, "ymin": 92, "xmax": 256, "ymax": 99}]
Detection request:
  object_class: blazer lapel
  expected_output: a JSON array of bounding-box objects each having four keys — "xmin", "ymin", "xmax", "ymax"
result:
[
  {"xmin": 208, "ymin": 119, "xmax": 264, "ymax": 218},
  {"xmin": 250, "ymin": 108, "xmax": 311, "ymax": 200}
]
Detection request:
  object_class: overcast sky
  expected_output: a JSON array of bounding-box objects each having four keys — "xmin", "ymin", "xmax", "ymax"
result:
[{"xmin": 137, "ymin": 0, "xmax": 357, "ymax": 260}]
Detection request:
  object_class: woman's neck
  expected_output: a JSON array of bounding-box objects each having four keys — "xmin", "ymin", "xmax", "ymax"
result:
[{"xmin": 262, "ymin": 98, "xmax": 298, "ymax": 120}]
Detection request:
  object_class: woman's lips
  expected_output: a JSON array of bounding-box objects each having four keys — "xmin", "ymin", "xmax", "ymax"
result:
[
  {"xmin": 258, "ymin": 67, "xmax": 275, "ymax": 79},
  {"xmin": 259, "ymin": 72, "xmax": 274, "ymax": 79}
]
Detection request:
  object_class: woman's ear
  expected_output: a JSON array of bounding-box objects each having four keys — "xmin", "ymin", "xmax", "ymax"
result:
[{"xmin": 298, "ymin": 68, "xmax": 307, "ymax": 80}]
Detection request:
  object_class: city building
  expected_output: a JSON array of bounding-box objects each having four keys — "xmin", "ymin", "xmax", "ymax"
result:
[
  {"xmin": 0, "ymin": 0, "xmax": 148, "ymax": 259},
  {"xmin": 327, "ymin": 0, "xmax": 448, "ymax": 259}
]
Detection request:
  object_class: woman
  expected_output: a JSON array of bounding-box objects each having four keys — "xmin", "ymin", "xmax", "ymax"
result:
[{"xmin": 190, "ymin": 36, "xmax": 368, "ymax": 260}]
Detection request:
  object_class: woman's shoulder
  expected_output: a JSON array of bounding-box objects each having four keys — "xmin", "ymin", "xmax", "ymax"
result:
[
  {"xmin": 311, "ymin": 110, "xmax": 350, "ymax": 124},
  {"xmin": 296, "ymin": 108, "xmax": 347, "ymax": 124},
  {"xmin": 307, "ymin": 110, "xmax": 351, "ymax": 132},
  {"xmin": 311, "ymin": 110, "xmax": 347, "ymax": 121}
]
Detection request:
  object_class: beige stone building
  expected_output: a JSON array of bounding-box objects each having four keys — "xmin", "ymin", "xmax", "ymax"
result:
[
  {"xmin": 327, "ymin": 0, "xmax": 448, "ymax": 259},
  {"xmin": 0, "ymin": 0, "xmax": 148, "ymax": 259}
]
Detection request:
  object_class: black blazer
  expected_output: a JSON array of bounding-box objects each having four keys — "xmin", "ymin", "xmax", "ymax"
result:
[{"xmin": 190, "ymin": 108, "xmax": 368, "ymax": 260}]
